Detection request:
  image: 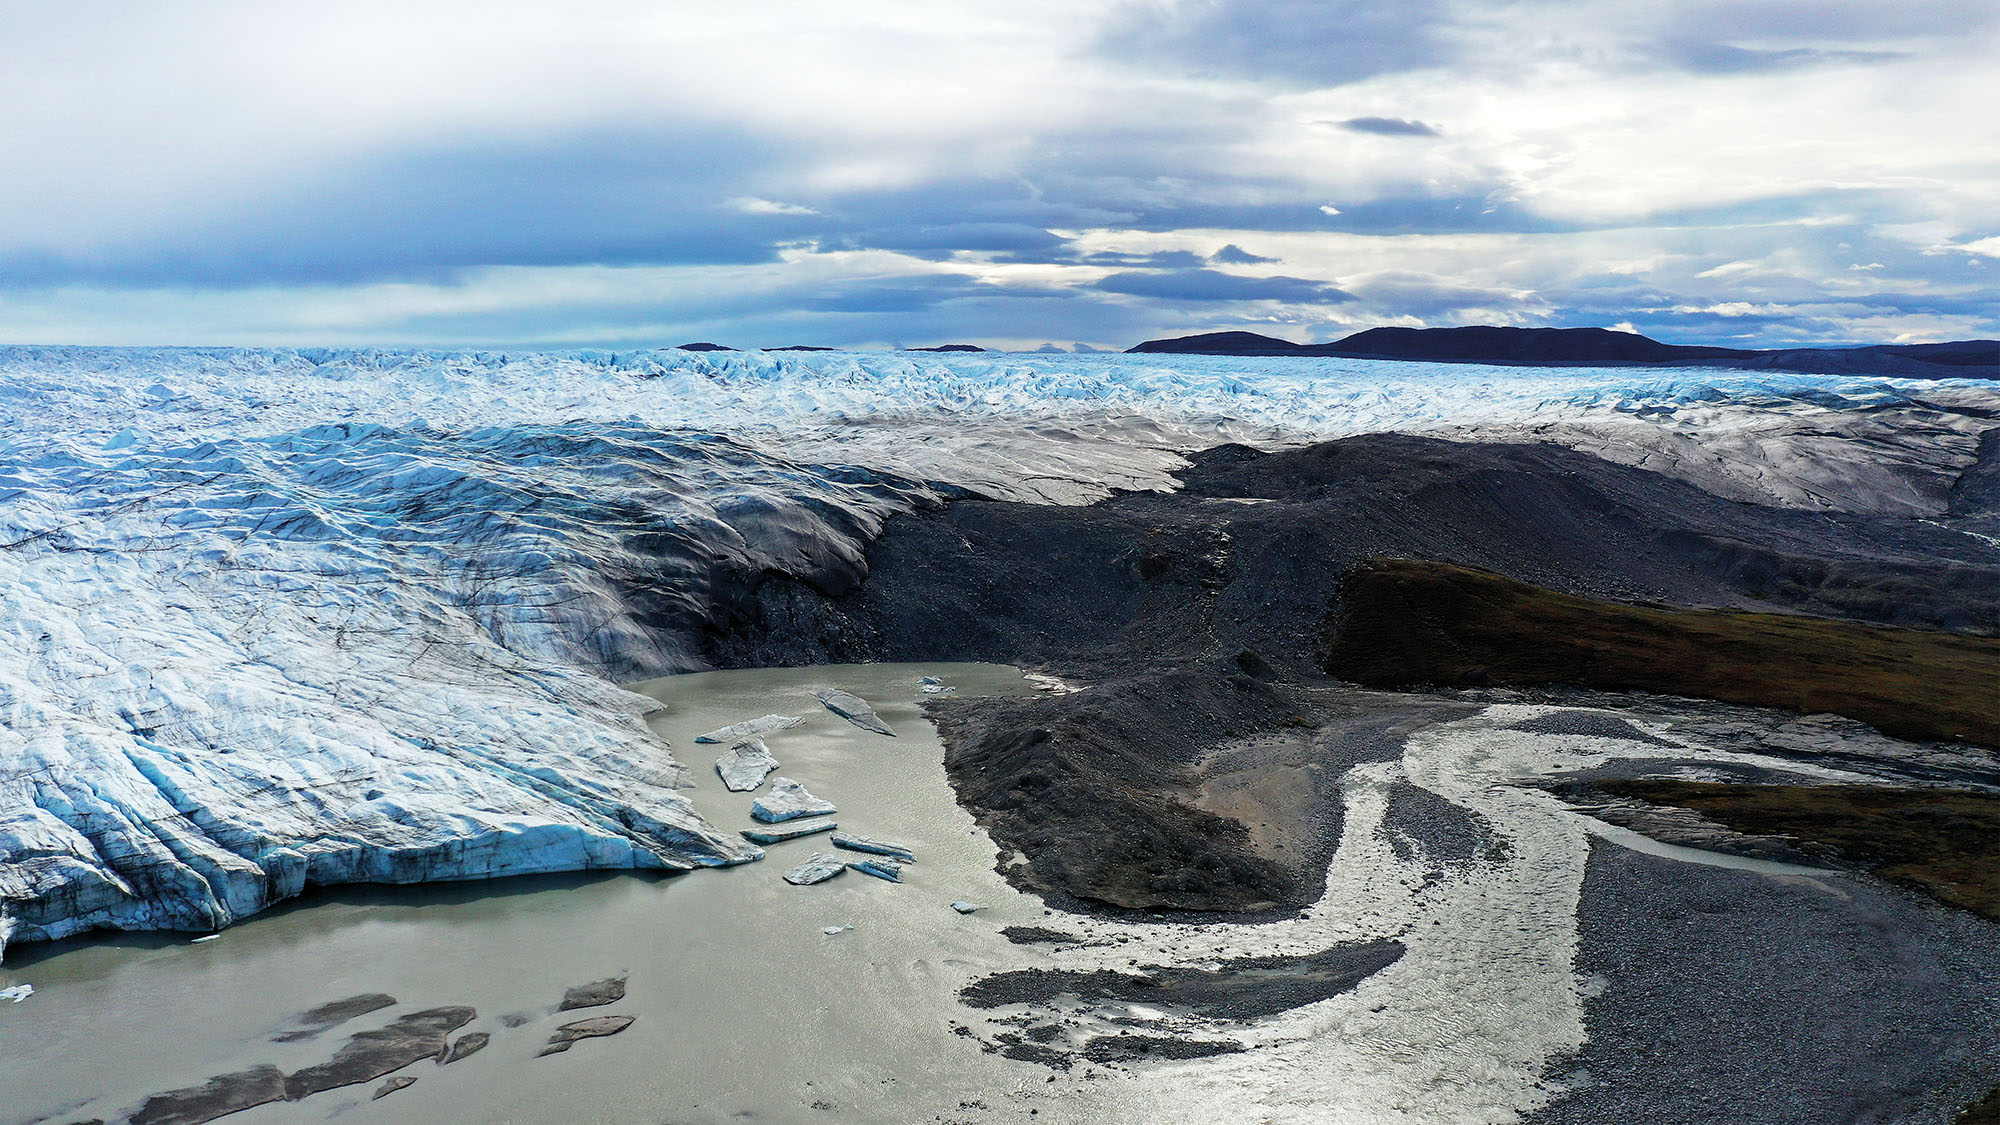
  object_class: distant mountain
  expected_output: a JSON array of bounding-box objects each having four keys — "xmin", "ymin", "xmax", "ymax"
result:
[
  {"xmin": 1127, "ymin": 326, "xmax": 1998, "ymax": 378},
  {"xmin": 908, "ymin": 344, "xmax": 987, "ymax": 352},
  {"xmin": 675, "ymin": 341, "xmax": 736, "ymax": 352},
  {"xmin": 1331, "ymin": 326, "xmax": 1743, "ymax": 364},
  {"xmin": 1128, "ymin": 331, "xmax": 1309, "ymax": 355},
  {"xmin": 766, "ymin": 345, "xmax": 837, "ymax": 351}
]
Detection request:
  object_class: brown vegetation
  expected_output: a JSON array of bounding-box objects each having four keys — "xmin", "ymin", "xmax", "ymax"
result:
[
  {"xmin": 1599, "ymin": 780, "xmax": 2000, "ymax": 923},
  {"xmin": 1324, "ymin": 559, "xmax": 2000, "ymax": 747}
]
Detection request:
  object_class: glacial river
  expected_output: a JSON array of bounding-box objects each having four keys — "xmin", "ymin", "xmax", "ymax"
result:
[{"xmin": 0, "ymin": 663, "xmax": 1887, "ymax": 1125}]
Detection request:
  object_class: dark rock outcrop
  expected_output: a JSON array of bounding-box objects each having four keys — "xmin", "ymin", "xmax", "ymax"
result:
[
  {"xmin": 539, "ymin": 1015, "xmax": 635, "ymax": 1056},
  {"xmin": 558, "ymin": 976, "xmax": 627, "ymax": 1011}
]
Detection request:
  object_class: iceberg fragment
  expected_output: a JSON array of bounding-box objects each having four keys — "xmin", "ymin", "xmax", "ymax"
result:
[
  {"xmin": 831, "ymin": 832, "xmax": 916, "ymax": 861},
  {"xmin": 694, "ymin": 715, "xmax": 804, "ymax": 744},
  {"xmin": 713, "ymin": 739, "xmax": 780, "ymax": 792},
  {"xmin": 847, "ymin": 856, "xmax": 909, "ymax": 883},
  {"xmin": 950, "ymin": 901, "xmax": 981, "ymax": 914},
  {"xmin": 783, "ymin": 853, "xmax": 846, "ymax": 886},
  {"xmin": 918, "ymin": 676, "xmax": 954, "ymax": 695},
  {"xmin": 741, "ymin": 820, "xmax": 837, "ymax": 845},
  {"xmin": 813, "ymin": 688, "xmax": 896, "ymax": 736},
  {"xmin": 750, "ymin": 778, "xmax": 837, "ymax": 823},
  {"xmin": 1, "ymin": 983, "xmax": 32, "ymax": 1003}
]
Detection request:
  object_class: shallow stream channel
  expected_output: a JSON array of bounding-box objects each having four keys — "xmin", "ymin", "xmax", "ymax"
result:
[{"xmin": 2, "ymin": 663, "xmax": 1985, "ymax": 1125}]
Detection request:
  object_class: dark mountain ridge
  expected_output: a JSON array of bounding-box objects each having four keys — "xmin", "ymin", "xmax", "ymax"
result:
[{"xmin": 1129, "ymin": 326, "xmax": 1999, "ymax": 378}]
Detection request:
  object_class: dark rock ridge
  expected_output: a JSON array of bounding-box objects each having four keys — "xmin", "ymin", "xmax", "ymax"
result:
[
  {"xmin": 540, "ymin": 1015, "xmax": 636, "ymax": 1055},
  {"xmin": 558, "ymin": 975, "xmax": 628, "ymax": 1011},
  {"xmin": 960, "ymin": 939, "xmax": 1405, "ymax": 1021},
  {"xmin": 908, "ymin": 344, "xmax": 988, "ymax": 352},
  {"xmin": 130, "ymin": 1006, "xmax": 477, "ymax": 1124},
  {"xmin": 674, "ymin": 341, "xmax": 736, "ymax": 351},
  {"xmin": 1127, "ymin": 325, "xmax": 1999, "ymax": 378},
  {"xmin": 704, "ymin": 432, "xmax": 1999, "ymax": 913}
]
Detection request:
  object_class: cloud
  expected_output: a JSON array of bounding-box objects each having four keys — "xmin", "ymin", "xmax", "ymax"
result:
[
  {"xmin": 1336, "ymin": 116, "xmax": 1440, "ymax": 136},
  {"xmin": 729, "ymin": 198, "xmax": 821, "ymax": 216},
  {"xmin": 1657, "ymin": 40, "xmax": 1903, "ymax": 74},
  {"xmin": 1209, "ymin": 244, "xmax": 1277, "ymax": 265},
  {"xmin": 0, "ymin": 1, "xmax": 1994, "ymax": 349},
  {"xmin": 1096, "ymin": 0, "xmax": 1452, "ymax": 87},
  {"xmin": 1093, "ymin": 269, "xmax": 1354, "ymax": 303}
]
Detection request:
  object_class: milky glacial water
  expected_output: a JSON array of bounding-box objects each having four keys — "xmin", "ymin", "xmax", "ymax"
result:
[
  {"xmin": 0, "ymin": 667, "xmax": 1888, "ymax": 1125},
  {"xmin": 0, "ymin": 664, "xmax": 1143, "ymax": 1125}
]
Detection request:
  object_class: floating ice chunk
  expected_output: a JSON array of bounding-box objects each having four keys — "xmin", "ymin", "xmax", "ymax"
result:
[
  {"xmin": 191, "ymin": 934, "xmax": 221, "ymax": 944},
  {"xmin": 1, "ymin": 984, "xmax": 32, "ymax": 1003},
  {"xmin": 784, "ymin": 853, "xmax": 846, "ymax": 885},
  {"xmin": 813, "ymin": 688, "xmax": 896, "ymax": 736},
  {"xmin": 950, "ymin": 902, "xmax": 981, "ymax": 914},
  {"xmin": 847, "ymin": 856, "xmax": 909, "ymax": 883},
  {"xmin": 831, "ymin": 832, "xmax": 915, "ymax": 862},
  {"xmin": 822, "ymin": 923, "xmax": 853, "ymax": 936},
  {"xmin": 918, "ymin": 676, "xmax": 955, "ymax": 695},
  {"xmin": 750, "ymin": 777, "xmax": 837, "ymax": 823},
  {"xmin": 714, "ymin": 739, "xmax": 780, "ymax": 792},
  {"xmin": 741, "ymin": 819, "xmax": 837, "ymax": 844},
  {"xmin": 695, "ymin": 714, "xmax": 804, "ymax": 744}
]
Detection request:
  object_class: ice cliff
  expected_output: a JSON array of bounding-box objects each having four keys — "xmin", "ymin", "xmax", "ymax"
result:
[{"xmin": 0, "ymin": 345, "xmax": 1994, "ymax": 959}]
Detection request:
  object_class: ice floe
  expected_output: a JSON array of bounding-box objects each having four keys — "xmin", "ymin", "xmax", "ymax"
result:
[
  {"xmin": 714, "ymin": 739, "xmax": 780, "ymax": 792},
  {"xmin": 813, "ymin": 688, "xmax": 896, "ymax": 736},
  {"xmin": 831, "ymin": 833, "xmax": 916, "ymax": 861},
  {"xmin": 847, "ymin": 856, "xmax": 910, "ymax": 883},
  {"xmin": 740, "ymin": 820, "xmax": 837, "ymax": 845},
  {"xmin": 750, "ymin": 778, "xmax": 837, "ymax": 824},
  {"xmin": 783, "ymin": 854, "xmax": 846, "ymax": 886},
  {"xmin": 694, "ymin": 715, "xmax": 804, "ymax": 745}
]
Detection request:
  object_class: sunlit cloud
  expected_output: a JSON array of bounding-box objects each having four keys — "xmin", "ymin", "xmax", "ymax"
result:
[{"xmin": 0, "ymin": 0, "xmax": 1993, "ymax": 348}]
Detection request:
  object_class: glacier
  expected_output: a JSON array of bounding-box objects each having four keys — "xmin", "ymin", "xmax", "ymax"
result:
[{"xmin": 0, "ymin": 344, "xmax": 1995, "ymax": 961}]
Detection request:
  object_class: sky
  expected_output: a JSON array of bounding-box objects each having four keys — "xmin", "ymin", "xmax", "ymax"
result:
[{"xmin": 1, "ymin": 1, "xmax": 1997, "ymax": 351}]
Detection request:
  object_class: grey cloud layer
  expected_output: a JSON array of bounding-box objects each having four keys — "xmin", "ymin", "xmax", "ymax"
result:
[{"xmin": 0, "ymin": 1, "xmax": 1993, "ymax": 348}]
